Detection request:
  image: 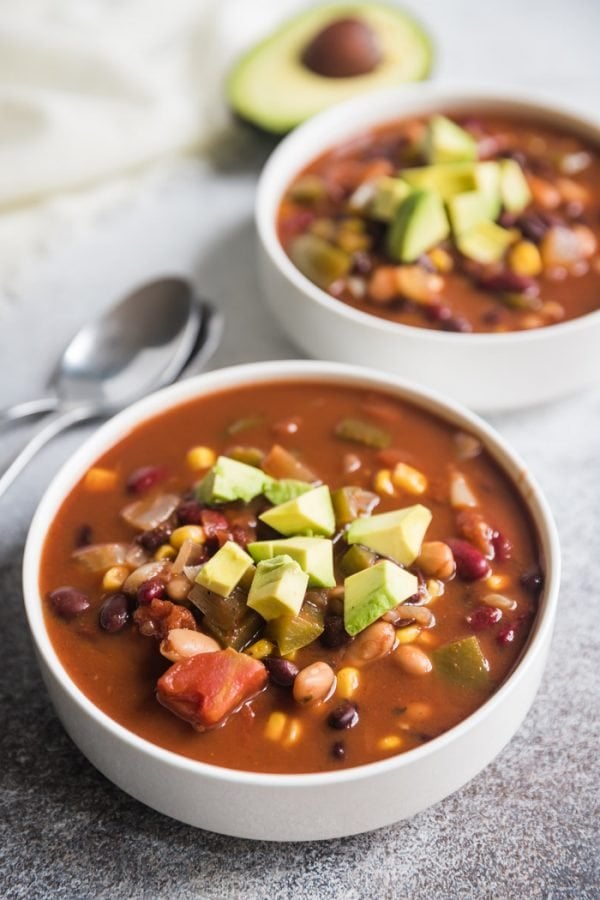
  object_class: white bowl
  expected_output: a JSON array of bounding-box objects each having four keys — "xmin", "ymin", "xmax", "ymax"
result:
[
  {"xmin": 23, "ymin": 361, "xmax": 560, "ymax": 840},
  {"xmin": 256, "ymin": 85, "xmax": 600, "ymax": 412}
]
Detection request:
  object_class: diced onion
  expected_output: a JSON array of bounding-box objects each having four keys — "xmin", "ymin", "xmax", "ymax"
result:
[
  {"xmin": 450, "ymin": 470, "xmax": 478, "ymax": 509},
  {"xmin": 72, "ymin": 543, "xmax": 128, "ymax": 572},
  {"xmin": 121, "ymin": 492, "xmax": 179, "ymax": 531}
]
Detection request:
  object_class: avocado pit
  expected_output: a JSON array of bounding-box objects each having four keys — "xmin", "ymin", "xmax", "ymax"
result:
[{"xmin": 301, "ymin": 17, "xmax": 382, "ymax": 78}]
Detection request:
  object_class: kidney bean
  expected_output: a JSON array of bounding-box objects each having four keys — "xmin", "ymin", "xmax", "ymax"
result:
[
  {"xmin": 137, "ymin": 576, "xmax": 166, "ymax": 605},
  {"xmin": 176, "ymin": 499, "xmax": 204, "ymax": 526},
  {"xmin": 48, "ymin": 586, "xmax": 91, "ymax": 619},
  {"xmin": 293, "ymin": 661, "xmax": 335, "ymax": 705},
  {"xmin": 264, "ymin": 656, "xmax": 299, "ymax": 687},
  {"xmin": 321, "ymin": 614, "xmax": 351, "ymax": 649},
  {"xmin": 497, "ymin": 624, "xmax": 516, "ymax": 645},
  {"xmin": 99, "ymin": 593, "xmax": 130, "ymax": 633},
  {"xmin": 126, "ymin": 465, "xmax": 166, "ymax": 495},
  {"xmin": 518, "ymin": 212, "xmax": 553, "ymax": 244},
  {"xmin": 445, "ymin": 539, "xmax": 491, "ymax": 581},
  {"xmin": 441, "ymin": 315, "xmax": 473, "ymax": 333},
  {"xmin": 477, "ymin": 271, "xmax": 540, "ymax": 299},
  {"xmin": 466, "ymin": 605, "xmax": 502, "ymax": 631},
  {"xmin": 520, "ymin": 569, "xmax": 544, "ymax": 595},
  {"xmin": 328, "ymin": 700, "xmax": 359, "ymax": 730},
  {"xmin": 138, "ymin": 524, "xmax": 173, "ymax": 552},
  {"xmin": 492, "ymin": 531, "xmax": 513, "ymax": 561}
]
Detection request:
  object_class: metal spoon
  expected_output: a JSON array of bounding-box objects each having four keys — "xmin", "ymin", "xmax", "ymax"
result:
[{"xmin": 0, "ymin": 278, "xmax": 216, "ymax": 499}]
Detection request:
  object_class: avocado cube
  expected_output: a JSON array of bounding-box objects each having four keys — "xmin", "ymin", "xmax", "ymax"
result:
[
  {"xmin": 447, "ymin": 189, "xmax": 497, "ymax": 236},
  {"xmin": 456, "ymin": 220, "xmax": 517, "ymax": 264},
  {"xmin": 196, "ymin": 455, "xmax": 272, "ymax": 504},
  {"xmin": 263, "ymin": 478, "xmax": 312, "ymax": 505},
  {"xmin": 432, "ymin": 636, "xmax": 490, "ymax": 689},
  {"xmin": 259, "ymin": 484, "xmax": 335, "ymax": 537},
  {"xmin": 500, "ymin": 159, "xmax": 532, "ymax": 214},
  {"xmin": 247, "ymin": 555, "xmax": 309, "ymax": 621},
  {"xmin": 369, "ymin": 176, "xmax": 412, "ymax": 221},
  {"xmin": 344, "ymin": 560, "xmax": 418, "ymax": 636},
  {"xmin": 475, "ymin": 161, "xmax": 502, "ymax": 219},
  {"xmin": 247, "ymin": 536, "xmax": 335, "ymax": 588},
  {"xmin": 346, "ymin": 504, "xmax": 432, "ymax": 566},
  {"xmin": 424, "ymin": 115, "xmax": 477, "ymax": 165},
  {"xmin": 387, "ymin": 190, "xmax": 450, "ymax": 263},
  {"xmin": 401, "ymin": 162, "xmax": 477, "ymax": 199},
  {"xmin": 195, "ymin": 541, "xmax": 255, "ymax": 598}
]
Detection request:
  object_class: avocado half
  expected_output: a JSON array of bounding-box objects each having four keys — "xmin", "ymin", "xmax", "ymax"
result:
[{"xmin": 227, "ymin": 2, "xmax": 433, "ymax": 134}]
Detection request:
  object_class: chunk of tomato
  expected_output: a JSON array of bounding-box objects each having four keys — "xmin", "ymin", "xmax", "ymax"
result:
[{"xmin": 157, "ymin": 648, "xmax": 267, "ymax": 731}]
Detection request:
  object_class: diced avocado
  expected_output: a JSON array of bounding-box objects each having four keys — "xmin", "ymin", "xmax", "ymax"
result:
[
  {"xmin": 475, "ymin": 161, "xmax": 502, "ymax": 219},
  {"xmin": 369, "ymin": 176, "xmax": 412, "ymax": 221},
  {"xmin": 227, "ymin": 3, "xmax": 433, "ymax": 134},
  {"xmin": 500, "ymin": 159, "xmax": 532, "ymax": 214},
  {"xmin": 346, "ymin": 504, "xmax": 432, "ymax": 566},
  {"xmin": 247, "ymin": 537, "xmax": 335, "ymax": 588},
  {"xmin": 401, "ymin": 162, "xmax": 477, "ymax": 199},
  {"xmin": 266, "ymin": 600, "xmax": 324, "ymax": 654},
  {"xmin": 196, "ymin": 455, "xmax": 272, "ymax": 504},
  {"xmin": 387, "ymin": 190, "xmax": 450, "ymax": 263},
  {"xmin": 195, "ymin": 541, "xmax": 255, "ymax": 598},
  {"xmin": 340, "ymin": 544, "xmax": 378, "ymax": 576},
  {"xmin": 432, "ymin": 636, "xmax": 490, "ymax": 689},
  {"xmin": 447, "ymin": 191, "xmax": 492, "ymax": 236},
  {"xmin": 289, "ymin": 233, "xmax": 351, "ymax": 289},
  {"xmin": 263, "ymin": 479, "xmax": 312, "ymax": 506},
  {"xmin": 424, "ymin": 115, "xmax": 477, "ymax": 165},
  {"xmin": 332, "ymin": 486, "xmax": 380, "ymax": 527},
  {"xmin": 247, "ymin": 554, "xmax": 308, "ymax": 621},
  {"xmin": 456, "ymin": 220, "xmax": 517, "ymax": 264},
  {"xmin": 344, "ymin": 559, "xmax": 418, "ymax": 636},
  {"xmin": 259, "ymin": 484, "xmax": 335, "ymax": 537}
]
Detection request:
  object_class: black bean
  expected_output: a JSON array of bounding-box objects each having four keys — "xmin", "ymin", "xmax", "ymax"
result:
[
  {"xmin": 138, "ymin": 524, "xmax": 173, "ymax": 552},
  {"xmin": 328, "ymin": 700, "xmax": 359, "ymax": 730},
  {"xmin": 520, "ymin": 569, "xmax": 544, "ymax": 596},
  {"xmin": 441, "ymin": 315, "xmax": 473, "ymax": 333},
  {"xmin": 477, "ymin": 271, "xmax": 539, "ymax": 298},
  {"xmin": 74, "ymin": 524, "xmax": 93, "ymax": 548},
  {"xmin": 263, "ymin": 656, "xmax": 299, "ymax": 687},
  {"xmin": 99, "ymin": 593, "xmax": 130, "ymax": 633},
  {"xmin": 48, "ymin": 586, "xmax": 90, "ymax": 619},
  {"xmin": 331, "ymin": 741, "xmax": 346, "ymax": 760},
  {"xmin": 320, "ymin": 615, "xmax": 351, "ymax": 649},
  {"xmin": 176, "ymin": 499, "xmax": 205, "ymax": 526}
]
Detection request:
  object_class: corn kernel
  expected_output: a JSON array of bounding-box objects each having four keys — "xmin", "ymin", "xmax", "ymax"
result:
[
  {"xmin": 395, "ymin": 624, "xmax": 421, "ymax": 644},
  {"xmin": 392, "ymin": 462, "xmax": 428, "ymax": 495},
  {"xmin": 508, "ymin": 241, "xmax": 543, "ymax": 277},
  {"xmin": 373, "ymin": 468, "xmax": 395, "ymax": 497},
  {"xmin": 84, "ymin": 466, "xmax": 117, "ymax": 491},
  {"xmin": 264, "ymin": 712, "xmax": 301, "ymax": 746},
  {"xmin": 377, "ymin": 735, "xmax": 403, "ymax": 751},
  {"xmin": 336, "ymin": 667, "xmax": 360, "ymax": 699},
  {"xmin": 186, "ymin": 446, "xmax": 216, "ymax": 471},
  {"xmin": 102, "ymin": 565, "xmax": 129, "ymax": 592},
  {"xmin": 245, "ymin": 639, "xmax": 275, "ymax": 660},
  {"xmin": 154, "ymin": 544, "xmax": 176, "ymax": 561},
  {"xmin": 425, "ymin": 579, "xmax": 444, "ymax": 604},
  {"xmin": 265, "ymin": 712, "xmax": 287, "ymax": 742},
  {"xmin": 170, "ymin": 525, "xmax": 205, "ymax": 549},
  {"xmin": 427, "ymin": 247, "xmax": 454, "ymax": 273},
  {"xmin": 486, "ymin": 573, "xmax": 510, "ymax": 591}
]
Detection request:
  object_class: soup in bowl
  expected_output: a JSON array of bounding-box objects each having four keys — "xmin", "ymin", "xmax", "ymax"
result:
[{"xmin": 24, "ymin": 361, "xmax": 559, "ymax": 839}]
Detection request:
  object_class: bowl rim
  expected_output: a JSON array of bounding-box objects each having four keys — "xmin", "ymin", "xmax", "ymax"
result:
[
  {"xmin": 23, "ymin": 359, "xmax": 561, "ymax": 788},
  {"xmin": 255, "ymin": 82, "xmax": 600, "ymax": 343}
]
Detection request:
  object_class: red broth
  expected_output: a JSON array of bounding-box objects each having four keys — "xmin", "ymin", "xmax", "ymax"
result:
[
  {"xmin": 277, "ymin": 113, "xmax": 600, "ymax": 333},
  {"xmin": 40, "ymin": 381, "xmax": 542, "ymax": 774}
]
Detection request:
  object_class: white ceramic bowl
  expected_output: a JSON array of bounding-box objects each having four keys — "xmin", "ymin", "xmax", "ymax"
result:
[
  {"xmin": 23, "ymin": 361, "xmax": 559, "ymax": 841},
  {"xmin": 256, "ymin": 86, "xmax": 600, "ymax": 412}
]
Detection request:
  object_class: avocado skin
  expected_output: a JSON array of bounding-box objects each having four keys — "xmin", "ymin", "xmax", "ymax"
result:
[{"xmin": 227, "ymin": 3, "xmax": 433, "ymax": 135}]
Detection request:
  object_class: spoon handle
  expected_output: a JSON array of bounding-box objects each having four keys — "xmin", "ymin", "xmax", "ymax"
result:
[
  {"xmin": 0, "ymin": 396, "xmax": 58, "ymax": 425},
  {"xmin": 0, "ymin": 406, "xmax": 93, "ymax": 500}
]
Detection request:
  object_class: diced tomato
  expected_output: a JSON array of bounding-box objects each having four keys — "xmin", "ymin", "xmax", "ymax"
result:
[
  {"xmin": 200, "ymin": 509, "xmax": 230, "ymax": 538},
  {"xmin": 157, "ymin": 648, "xmax": 267, "ymax": 730}
]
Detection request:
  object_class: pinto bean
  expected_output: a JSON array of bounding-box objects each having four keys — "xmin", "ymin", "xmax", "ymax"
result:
[
  {"xmin": 344, "ymin": 621, "xmax": 395, "ymax": 667},
  {"xmin": 292, "ymin": 662, "xmax": 336, "ymax": 705}
]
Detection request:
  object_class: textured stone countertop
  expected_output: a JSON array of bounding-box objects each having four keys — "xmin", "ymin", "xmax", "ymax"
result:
[{"xmin": 1, "ymin": 2, "xmax": 599, "ymax": 896}]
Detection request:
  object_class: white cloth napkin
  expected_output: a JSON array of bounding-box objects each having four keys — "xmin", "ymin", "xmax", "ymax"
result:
[{"xmin": 0, "ymin": 0, "xmax": 304, "ymax": 286}]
